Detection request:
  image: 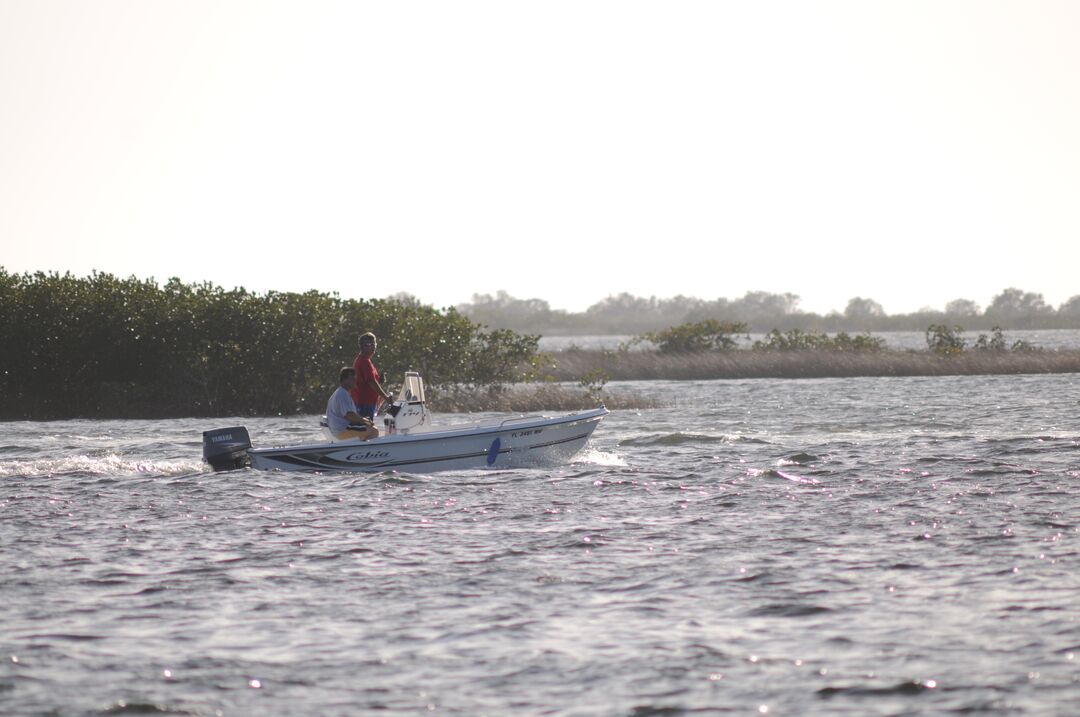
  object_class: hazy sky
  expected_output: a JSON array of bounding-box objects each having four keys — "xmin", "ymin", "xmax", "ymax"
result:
[{"xmin": 3, "ymin": 1, "xmax": 1078, "ymax": 315}]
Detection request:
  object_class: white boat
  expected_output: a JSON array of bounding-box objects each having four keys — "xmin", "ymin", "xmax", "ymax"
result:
[{"xmin": 202, "ymin": 372, "xmax": 608, "ymax": 473}]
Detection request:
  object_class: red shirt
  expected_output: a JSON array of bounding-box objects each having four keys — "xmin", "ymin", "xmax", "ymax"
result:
[{"xmin": 351, "ymin": 353, "xmax": 381, "ymax": 406}]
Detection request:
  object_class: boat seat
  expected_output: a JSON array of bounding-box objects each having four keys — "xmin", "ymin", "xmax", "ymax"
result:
[{"xmin": 320, "ymin": 416, "xmax": 374, "ymax": 442}]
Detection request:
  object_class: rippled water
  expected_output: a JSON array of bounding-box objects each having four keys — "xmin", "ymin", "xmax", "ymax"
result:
[{"xmin": 2, "ymin": 375, "xmax": 1079, "ymax": 716}]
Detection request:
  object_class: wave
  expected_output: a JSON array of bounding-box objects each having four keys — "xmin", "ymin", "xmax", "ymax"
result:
[
  {"xmin": 779, "ymin": 452, "xmax": 822, "ymax": 465},
  {"xmin": 619, "ymin": 433, "xmax": 766, "ymax": 447},
  {"xmin": 746, "ymin": 603, "xmax": 832, "ymax": 617},
  {"xmin": 99, "ymin": 702, "xmax": 200, "ymax": 715},
  {"xmin": 745, "ymin": 468, "xmax": 822, "ymax": 484},
  {"xmin": 817, "ymin": 680, "xmax": 940, "ymax": 698}
]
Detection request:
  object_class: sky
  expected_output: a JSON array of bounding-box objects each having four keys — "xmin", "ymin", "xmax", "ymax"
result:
[{"xmin": 2, "ymin": 1, "xmax": 1079, "ymax": 316}]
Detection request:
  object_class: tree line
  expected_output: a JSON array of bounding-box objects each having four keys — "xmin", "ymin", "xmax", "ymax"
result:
[
  {"xmin": 457, "ymin": 289, "xmax": 1080, "ymax": 334},
  {"xmin": 635, "ymin": 320, "xmax": 1039, "ymax": 356},
  {"xmin": 0, "ymin": 270, "xmax": 539, "ymax": 420},
  {"xmin": 4, "ymin": 270, "xmax": 1076, "ymax": 419}
]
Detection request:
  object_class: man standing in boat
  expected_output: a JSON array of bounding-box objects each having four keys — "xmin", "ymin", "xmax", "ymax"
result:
[
  {"xmin": 327, "ymin": 367, "xmax": 378, "ymax": 440},
  {"xmin": 351, "ymin": 332, "xmax": 393, "ymax": 423}
]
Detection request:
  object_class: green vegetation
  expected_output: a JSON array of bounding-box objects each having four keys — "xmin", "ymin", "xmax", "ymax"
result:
[
  {"xmin": 925, "ymin": 324, "xmax": 968, "ymax": 356},
  {"xmin": 629, "ymin": 322, "xmax": 885, "ymax": 354},
  {"xmin": 637, "ymin": 320, "xmax": 749, "ymax": 353},
  {"xmin": 973, "ymin": 326, "xmax": 1038, "ymax": 353},
  {"xmin": 4, "ymin": 270, "xmax": 1078, "ymax": 420},
  {"xmin": 543, "ymin": 322, "xmax": 1079, "ymax": 381},
  {"xmin": 0, "ymin": 270, "xmax": 542, "ymax": 420},
  {"xmin": 751, "ymin": 329, "xmax": 885, "ymax": 352},
  {"xmin": 577, "ymin": 368, "xmax": 611, "ymax": 406},
  {"xmin": 927, "ymin": 324, "xmax": 1041, "ymax": 356}
]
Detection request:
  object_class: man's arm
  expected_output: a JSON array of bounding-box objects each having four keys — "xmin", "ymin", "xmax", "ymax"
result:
[
  {"xmin": 367, "ymin": 377, "xmax": 392, "ymax": 403},
  {"xmin": 344, "ymin": 409, "xmax": 372, "ymax": 426}
]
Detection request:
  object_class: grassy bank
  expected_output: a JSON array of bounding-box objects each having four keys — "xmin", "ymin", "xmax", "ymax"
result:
[
  {"xmin": 541, "ymin": 348, "xmax": 1080, "ymax": 381},
  {"xmin": 428, "ymin": 383, "xmax": 657, "ymax": 412},
  {"xmin": 432, "ymin": 347, "xmax": 1080, "ymax": 412}
]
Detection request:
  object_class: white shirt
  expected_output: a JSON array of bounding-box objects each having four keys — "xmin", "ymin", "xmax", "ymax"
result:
[{"xmin": 326, "ymin": 386, "xmax": 358, "ymax": 434}]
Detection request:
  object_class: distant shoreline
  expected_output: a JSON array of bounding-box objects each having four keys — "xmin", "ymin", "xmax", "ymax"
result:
[
  {"xmin": 538, "ymin": 328, "xmax": 1080, "ymax": 353},
  {"xmin": 459, "ymin": 289, "xmax": 1080, "ymax": 336},
  {"xmin": 433, "ymin": 347, "xmax": 1080, "ymax": 413}
]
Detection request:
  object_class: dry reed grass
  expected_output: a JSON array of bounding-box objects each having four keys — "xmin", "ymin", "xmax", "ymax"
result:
[
  {"xmin": 428, "ymin": 383, "xmax": 656, "ymax": 413},
  {"xmin": 428, "ymin": 349, "xmax": 1080, "ymax": 412},
  {"xmin": 541, "ymin": 348, "xmax": 1080, "ymax": 381}
]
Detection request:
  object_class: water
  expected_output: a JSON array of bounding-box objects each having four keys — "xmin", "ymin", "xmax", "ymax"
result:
[{"xmin": 2, "ymin": 375, "xmax": 1079, "ymax": 716}]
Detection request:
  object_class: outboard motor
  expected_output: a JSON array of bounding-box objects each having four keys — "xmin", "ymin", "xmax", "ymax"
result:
[{"xmin": 202, "ymin": 426, "xmax": 252, "ymax": 471}]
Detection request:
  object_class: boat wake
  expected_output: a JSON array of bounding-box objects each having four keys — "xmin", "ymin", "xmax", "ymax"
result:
[
  {"xmin": 619, "ymin": 432, "xmax": 755, "ymax": 447},
  {"xmin": 576, "ymin": 447, "xmax": 626, "ymax": 467},
  {"xmin": 0, "ymin": 454, "xmax": 203, "ymax": 478}
]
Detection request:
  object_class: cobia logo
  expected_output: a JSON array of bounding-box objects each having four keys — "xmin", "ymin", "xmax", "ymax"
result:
[{"xmin": 347, "ymin": 450, "xmax": 391, "ymax": 461}]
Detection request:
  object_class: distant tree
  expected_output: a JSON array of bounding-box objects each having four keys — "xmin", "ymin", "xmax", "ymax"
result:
[
  {"xmin": 683, "ymin": 296, "xmax": 733, "ymax": 323},
  {"xmin": 944, "ymin": 298, "xmax": 980, "ymax": 317},
  {"xmin": 460, "ymin": 290, "xmax": 552, "ymax": 316},
  {"xmin": 731, "ymin": 291, "xmax": 801, "ymax": 317},
  {"xmin": 681, "ymin": 292, "xmax": 804, "ymax": 329},
  {"xmin": 658, "ymin": 294, "xmax": 709, "ymax": 321},
  {"xmin": 582, "ymin": 293, "xmax": 704, "ymax": 333},
  {"xmin": 844, "ymin": 297, "xmax": 884, "ymax": 318},
  {"xmin": 585, "ymin": 292, "xmax": 655, "ymax": 317},
  {"xmin": 457, "ymin": 290, "xmax": 561, "ymax": 331},
  {"xmin": 386, "ymin": 292, "xmax": 424, "ymax": 307},
  {"xmin": 457, "ymin": 286, "xmax": 1079, "ymax": 335},
  {"xmin": 986, "ymin": 288, "xmax": 1052, "ymax": 319},
  {"xmin": 1058, "ymin": 295, "xmax": 1080, "ymax": 317}
]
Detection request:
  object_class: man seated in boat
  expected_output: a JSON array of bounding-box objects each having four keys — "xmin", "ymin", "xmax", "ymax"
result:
[{"xmin": 327, "ymin": 367, "xmax": 378, "ymax": 441}]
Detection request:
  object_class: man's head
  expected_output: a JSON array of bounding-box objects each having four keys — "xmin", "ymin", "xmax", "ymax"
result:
[
  {"xmin": 339, "ymin": 366, "xmax": 357, "ymax": 388},
  {"xmin": 358, "ymin": 332, "xmax": 377, "ymax": 356}
]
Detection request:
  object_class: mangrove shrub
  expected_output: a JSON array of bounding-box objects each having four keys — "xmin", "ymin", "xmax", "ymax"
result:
[
  {"xmin": 0, "ymin": 269, "xmax": 540, "ymax": 419},
  {"xmin": 752, "ymin": 329, "xmax": 885, "ymax": 352},
  {"xmin": 638, "ymin": 320, "xmax": 749, "ymax": 353}
]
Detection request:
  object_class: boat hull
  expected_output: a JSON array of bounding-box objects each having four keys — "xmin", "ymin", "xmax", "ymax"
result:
[{"xmin": 247, "ymin": 407, "xmax": 608, "ymax": 473}]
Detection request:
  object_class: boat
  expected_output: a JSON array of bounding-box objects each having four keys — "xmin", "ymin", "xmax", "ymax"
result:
[{"xmin": 202, "ymin": 372, "xmax": 608, "ymax": 473}]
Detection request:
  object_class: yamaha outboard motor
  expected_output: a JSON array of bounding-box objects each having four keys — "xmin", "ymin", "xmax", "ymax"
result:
[{"xmin": 202, "ymin": 426, "xmax": 252, "ymax": 471}]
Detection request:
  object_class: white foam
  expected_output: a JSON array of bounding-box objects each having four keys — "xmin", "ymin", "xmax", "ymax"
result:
[
  {"xmin": 576, "ymin": 448, "xmax": 627, "ymax": 467},
  {"xmin": 0, "ymin": 454, "xmax": 204, "ymax": 478}
]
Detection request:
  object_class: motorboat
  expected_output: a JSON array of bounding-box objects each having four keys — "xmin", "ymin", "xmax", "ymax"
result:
[{"xmin": 202, "ymin": 372, "xmax": 608, "ymax": 473}]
